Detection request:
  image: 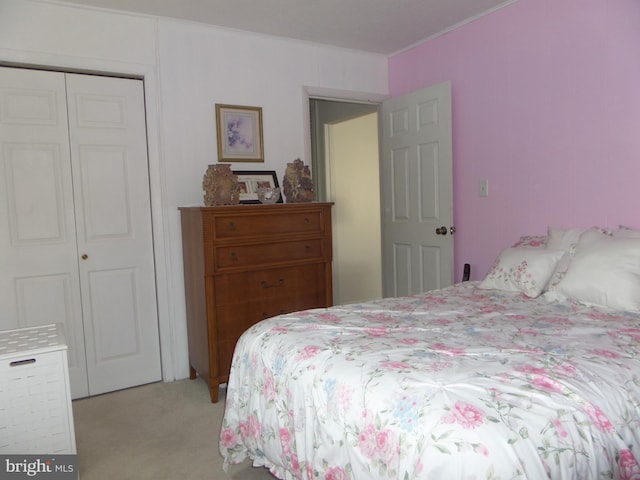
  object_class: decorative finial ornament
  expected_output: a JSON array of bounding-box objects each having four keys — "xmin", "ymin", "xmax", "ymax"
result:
[
  {"xmin": 203, "ymin": 164, "xmax": 240, "ymax": 206},
  {"xmin": 282, "ymin": 158, "xmax": 314, "ymax": 203}
]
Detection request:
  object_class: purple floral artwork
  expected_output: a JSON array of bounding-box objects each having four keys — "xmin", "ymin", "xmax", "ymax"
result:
[{"xmin": 225, "ymin": 115, "xmax": 254, "ymax": 153}]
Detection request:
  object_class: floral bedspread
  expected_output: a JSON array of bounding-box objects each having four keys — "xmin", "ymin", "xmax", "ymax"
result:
[{"xmin": 220, "ymin": 282, "xmax": 640, "ymax": 479}]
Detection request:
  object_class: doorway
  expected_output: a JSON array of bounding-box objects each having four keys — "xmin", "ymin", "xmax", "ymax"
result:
[
  {"xmin": 309, "ymin": 82, "xmax": 453, "ymax": 301},
  {"xmin": 310, "ymin": 99, "xmax": 382, "ymax": 304}
]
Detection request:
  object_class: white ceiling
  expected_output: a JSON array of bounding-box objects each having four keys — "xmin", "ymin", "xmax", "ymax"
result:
[{"xmin": 55, "ymin": 0, "xmax": 517, "ymax": 55}]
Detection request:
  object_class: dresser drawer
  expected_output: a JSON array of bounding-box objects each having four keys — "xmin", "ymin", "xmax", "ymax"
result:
[
  {"xmin": 212, "ymin": 238, "xmax": 326, "ymax": 271},
  {"xmin": 206, "ymin": 210, "xmax": 325, "ymax": 241},
  {"xmin": 215, "ymin": 292, "xmax": 326, "ymax": 341},
  {"xmin": 214, "ymin": 263, "xmax": 327, "ymax": 304}
]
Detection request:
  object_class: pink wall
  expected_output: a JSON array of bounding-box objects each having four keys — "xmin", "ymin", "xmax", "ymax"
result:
[{"xmin": 389, "ymin": 0, "xmax": 640, "ymax": 280}]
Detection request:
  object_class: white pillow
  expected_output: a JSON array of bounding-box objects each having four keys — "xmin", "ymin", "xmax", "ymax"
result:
[
  {"xmin": 555, "ymin": 236, "xmax": 640, "ymax": 311},
  {"xmin": 545, "ymin": 227, "xmax": 608, "ymax": 291},
  {"xmin": 479, "ymin": 248, "xmax": 565, "ymax": 298},
  {"xmin": 577, "ymin": 227, "xmax": 609, "ymax": 245},
  {"xmin": 546, "ymin": 227, "xmax": 585, "ymax": 250},
  {"xmin": 613, "ymin": 226, "xmax": 640, "ymax": 238}
]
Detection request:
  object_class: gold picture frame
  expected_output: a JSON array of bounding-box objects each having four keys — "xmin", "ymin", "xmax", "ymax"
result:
[{"xmin": 215, "ymin": 104, "xmax": 264, "ymax": 162}]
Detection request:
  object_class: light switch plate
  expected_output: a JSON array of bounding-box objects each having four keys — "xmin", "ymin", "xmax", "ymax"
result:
[{"xmin": 479, "ymin": 179, "xmax": 489, "ymax": 197}]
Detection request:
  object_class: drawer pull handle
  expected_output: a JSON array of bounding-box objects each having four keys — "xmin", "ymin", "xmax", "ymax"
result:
[
  {"xmin": 261, "ymin": 278, "xmax": 285, "ymax": 289},
  {"xmin": 305, "ymin": 245, "xmax": 312, "ymax": 252},
  {"xmin": 10, "ymin": 358, "xmax": 36, "ymax": 367},
  {"xmin": 304, "ymin": 217, "xmax": 310, "ymax": 224},
  {"xmin": 228, "ymin": 222, "xmax": 236, "ymax": 231},
  {"xmin": 231, "ymin": 252, "xmax": 238, "ymax": 261}
]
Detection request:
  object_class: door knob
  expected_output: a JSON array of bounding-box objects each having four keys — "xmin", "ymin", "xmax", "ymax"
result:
[
  {"xmin": 435, "ymin": 226, "xmax": 448, "ymax": 235},
  {"xmin": 81, "ymin": 254, "xmax": 88, "ymax": 260}
]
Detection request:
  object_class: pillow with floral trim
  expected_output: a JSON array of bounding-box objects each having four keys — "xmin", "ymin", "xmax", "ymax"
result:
[
  {"xmin": 555, "ymin": 236, "xmax": 640, "ymax": 311},
  {"xmin": 511, "ymin": 235, "xmax": 547, "ymax": 248},
  {"xmin": 479, "ymin": 248, "xmax": 565, "ymax": 298}
]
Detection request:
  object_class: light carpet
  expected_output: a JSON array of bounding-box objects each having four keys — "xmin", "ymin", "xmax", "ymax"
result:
[{"xmin": 72, "ymin": 378, "xmax": 274, "ymax": 480}]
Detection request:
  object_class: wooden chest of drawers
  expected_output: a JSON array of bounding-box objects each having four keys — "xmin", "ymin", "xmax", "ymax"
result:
[{"xmin": 179, "ymin": 203, "xmax": 333, "ymax": 402}]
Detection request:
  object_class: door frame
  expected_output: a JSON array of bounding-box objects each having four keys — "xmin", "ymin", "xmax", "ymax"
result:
[
  {"xmin": 303, "ymin": 87, "xmax": 388, "ymax": 176},
  {"xmin": 304, "ymin": 85, "xmax": 455, "ymax": 298},
  {"xmin": 0, "ymin": 53, "xmax": 176, "ymax": 383},
  {"xmin": 304, "ymin": 88, "xmax": 388, "ymax": 303},
  {"xmin": 303, "ymin": 86, "xmax": 389, "ymax": 202}
]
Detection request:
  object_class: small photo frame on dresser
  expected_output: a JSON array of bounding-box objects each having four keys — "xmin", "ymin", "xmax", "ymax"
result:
[{"xmin": 234, "ymin": 170, "xmax": 282, "ymax": 204}]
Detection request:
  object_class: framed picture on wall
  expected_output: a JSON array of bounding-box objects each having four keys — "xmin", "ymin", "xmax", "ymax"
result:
[
  {"xmin": 215, "ymin": 104, "xmax": 264, "ymax": 162},
  {"xmin": 233, "ymin": 170, "xmax": 281, "ymax": 204}
]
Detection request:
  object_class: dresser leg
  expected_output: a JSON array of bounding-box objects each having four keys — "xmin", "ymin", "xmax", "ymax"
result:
[
  {"xmin": 190, "ymin": 365, "xmax": 219, "ymax": 402},
  {"xmin": 209, "ymin": 381, "xmax": 220, "ymax": 403}
]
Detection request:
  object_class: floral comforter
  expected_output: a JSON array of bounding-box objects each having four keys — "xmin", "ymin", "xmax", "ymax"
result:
[{"xmin": 220, "ymin": 282, "xmax": 640, "ymax": 479}]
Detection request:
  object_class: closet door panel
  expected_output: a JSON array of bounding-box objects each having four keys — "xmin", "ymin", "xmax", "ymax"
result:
[
  {"xmin": 66, "ymin": 74, "xmax": 161, "ymax": 395},
  {"xmin": 77, "ymin": 145, "xmax": 131, "ymax": 238},
  {"xmin": 14, "ymin": 275, "xmax": 83, "ymax": 369},
  {"xmin": 87, "ymin": 268, "xmax": 141, "ymax": 361},
  {"xmin": 4, "ymin": 143, "xmax": 66, "ymax": 243},
  {"xmin": 0, "ymin": 67, "xmax": 89, "ymax": 398}
]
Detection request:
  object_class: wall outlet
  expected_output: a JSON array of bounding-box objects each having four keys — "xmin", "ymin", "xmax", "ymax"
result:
[{"xmin": 479, "ymin": 179, "xmax": 489, "ymax": 197}]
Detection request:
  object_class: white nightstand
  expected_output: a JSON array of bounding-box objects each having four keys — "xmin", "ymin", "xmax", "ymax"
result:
[{"xmin": 0, "ymin": 324, "xmax": 77, "ymax": 454}]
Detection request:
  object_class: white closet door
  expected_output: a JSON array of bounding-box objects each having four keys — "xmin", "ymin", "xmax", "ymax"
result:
[
  {"xmin": 66, "ymin": 74, "xmax": 161, "ymax": 396},
  {"xmin": 0, "ymin": 67, "xmax": 90, "ymax": 397},
  {"xmin": 0, "ymin": 67, "xmax": 161, "ymax": 398}
]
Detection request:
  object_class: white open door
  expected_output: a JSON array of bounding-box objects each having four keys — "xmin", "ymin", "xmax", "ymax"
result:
[{"xmin": 380, "ymin": 81, "xmax": 454, "ymax": 297}]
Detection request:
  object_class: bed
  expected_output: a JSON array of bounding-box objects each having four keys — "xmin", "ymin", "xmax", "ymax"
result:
[{"xmin": 220, "ymin": 226, "xmax": 640, "ymax": 479}]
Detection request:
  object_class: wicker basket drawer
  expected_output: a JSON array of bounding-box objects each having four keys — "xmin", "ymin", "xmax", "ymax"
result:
[{"xmin": 0, "ymin": 325, "xmax": 76, "ymax": 454}]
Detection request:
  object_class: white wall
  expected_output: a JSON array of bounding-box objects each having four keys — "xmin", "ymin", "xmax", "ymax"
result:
[{"xmin": 0, "ymin": 0, "xmax": 388, "ymax": 380}]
